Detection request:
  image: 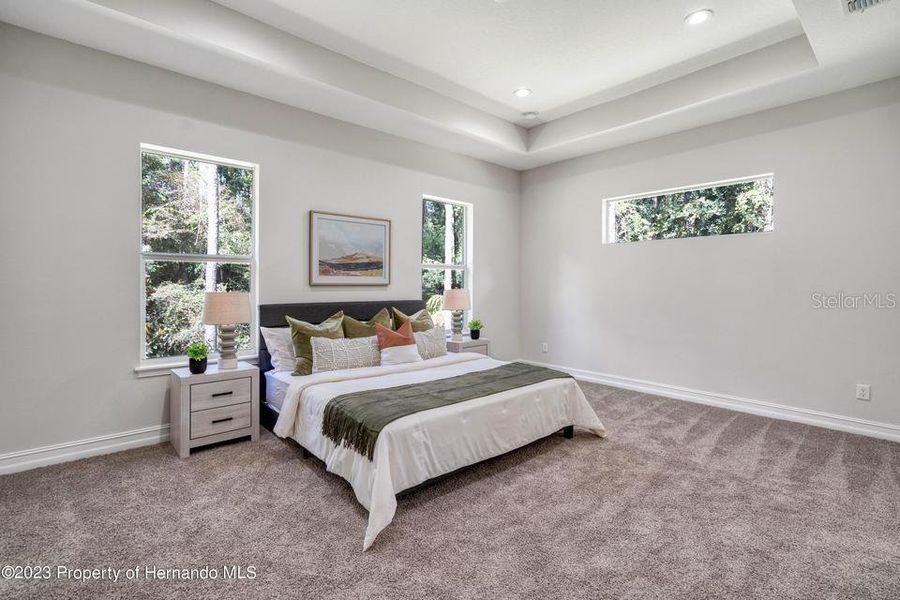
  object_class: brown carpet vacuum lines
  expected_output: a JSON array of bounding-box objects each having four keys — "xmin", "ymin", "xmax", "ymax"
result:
[{"xmin": 1, "ymin": 382, "xmax": 899, "ymax": 600}]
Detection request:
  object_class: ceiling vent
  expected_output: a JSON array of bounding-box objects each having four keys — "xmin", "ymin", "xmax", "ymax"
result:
[{"xmin": 844, "ymin": 0, "xmax": 891, "ymax": 14}]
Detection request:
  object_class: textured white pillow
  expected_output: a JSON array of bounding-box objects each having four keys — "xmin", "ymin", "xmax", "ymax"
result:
[
  {"xmin": 311, "ymin": 335, "xmax": 381, "ymax": 373},
  {"xmin": 260, "ymin": 327, "xmax": 295, "ymax": 372},
  {"xmin": 415, "ymin": 326, "xmax": 447, "ymax": 360},
  {"xmin": 380, "ymin": 344, "xmax": 423, "ymax": 366}
]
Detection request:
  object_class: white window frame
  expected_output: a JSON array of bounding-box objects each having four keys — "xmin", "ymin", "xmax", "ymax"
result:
[
  {"xmin": 602, "ymin": 173, "xmax": 775, "ymax": 245},
  {"xmin": 136, "ymin": 144, "xmax": 259, "ymax": 376},
  {"xmin": 421, "ymin": 195, "xmax": 474, "ymax": 332}
]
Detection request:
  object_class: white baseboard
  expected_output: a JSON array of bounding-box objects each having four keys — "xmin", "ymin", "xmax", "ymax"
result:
[
  {"xmin": 4, "ymin": 362, "xmax": 898, "ymax": 476},
  {"xmin": 523, "ymin": 359, "xmax": 900, "ymax": 443},
  {"xmin": 0, "ymin": 424, "xmax": 170, "ymax": 476}
]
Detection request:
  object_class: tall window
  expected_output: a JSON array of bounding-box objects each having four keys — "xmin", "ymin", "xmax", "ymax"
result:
[
  {"xmin": 140, "ymin": 145, "xmax": 257, "ymax": 362},
  {"xmin": 421, "ymin": 196, "xmax": 470, "ymax": 329},
  {"xmin": 604, "ymin": 175, "xmax": 774, "ymax": 244}
]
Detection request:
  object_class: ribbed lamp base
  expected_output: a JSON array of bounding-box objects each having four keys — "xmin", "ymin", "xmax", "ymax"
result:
[
  {"xmin": 451, "ymin": 310, "xmax": 464, "ymax": 342},
  {"xmin": 218, "ymin": 324, "xmax": 238, "ymax": 369}
]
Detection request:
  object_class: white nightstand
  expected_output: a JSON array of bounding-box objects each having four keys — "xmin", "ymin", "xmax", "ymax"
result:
[
  {"xmin": 446, "ymin": 336, "xmax": 491, "ymax": 356},
  {"xmin": 169, "ymin": 361, "xmax": 259, "ymax": 458}
]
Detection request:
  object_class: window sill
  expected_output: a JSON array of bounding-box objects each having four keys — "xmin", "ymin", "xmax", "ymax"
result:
[{"xmin": 134, "ymin": 353, "xmax": 258, "ymax": 379}]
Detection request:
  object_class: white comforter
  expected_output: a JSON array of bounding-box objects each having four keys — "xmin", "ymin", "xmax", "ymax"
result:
[{"xmin": 273, "ymin": 353, "xmax": 606, "ymax": 550}]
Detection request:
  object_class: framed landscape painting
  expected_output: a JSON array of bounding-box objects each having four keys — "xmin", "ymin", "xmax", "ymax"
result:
[{"xmin": 309, "ymin": 211, "xmax": 391, "ymax": 286}]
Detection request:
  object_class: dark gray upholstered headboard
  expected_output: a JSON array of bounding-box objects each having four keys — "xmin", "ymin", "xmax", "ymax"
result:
[{"xmin": 258, "ymin": 300, "xmax": 425, "ymax": 382}]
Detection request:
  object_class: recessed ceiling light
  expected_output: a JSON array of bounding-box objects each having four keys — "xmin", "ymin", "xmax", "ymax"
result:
[
  {"xmin": 521, "ymin": 111, "xmax": 539, "ymax": 120},
  {"xmin": 513, "ymin": 87, "xmax": 532, "ymax": 98},
  {"xmin": 684, "ymin": 9, "xmax": 714, "ymax": 25}
]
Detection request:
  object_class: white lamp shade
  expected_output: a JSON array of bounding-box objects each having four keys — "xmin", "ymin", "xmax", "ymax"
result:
[
  {"xmin": 202, "ymin": 292, "xmax": 251, "ymax": 325},
  {"xmin": 442, "ymin": 288, "xmax": 471, "ymax": 311}
]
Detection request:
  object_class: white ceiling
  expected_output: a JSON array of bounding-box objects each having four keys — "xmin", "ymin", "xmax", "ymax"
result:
[
  {"xmin": 1, "ymin": 0, "xmax": 899, "ymax": 170},
  {"xmin": 217, "ymin": 0, "xmax": 802, "ymax": 123}
]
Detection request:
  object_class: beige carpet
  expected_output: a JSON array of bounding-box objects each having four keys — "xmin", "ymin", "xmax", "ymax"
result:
[{"xmin": 1, "ymin": 382, "xmax": 899, "ymax": 600}]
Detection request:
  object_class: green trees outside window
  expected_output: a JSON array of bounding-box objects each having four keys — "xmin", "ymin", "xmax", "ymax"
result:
[
  {"xmin": 141, "ymin": 149, "xmax": 254, "ymax": 359},
  {"xmin": 609, "ymin": 176, "xmax": 774, "ymax": 244},
  {"xmin": 421, "ymin": 198, "xmax": 467, "ymax": 327}
]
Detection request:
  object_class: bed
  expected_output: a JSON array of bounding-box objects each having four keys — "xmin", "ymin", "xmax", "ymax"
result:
[{"xmin": 259, "ymin": 301, "xmax": 606, "ymax": 550}]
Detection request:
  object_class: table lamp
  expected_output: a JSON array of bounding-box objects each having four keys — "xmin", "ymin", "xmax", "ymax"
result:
[
  {"xmin": 202, "ymin": 292, "xmax": 251, "ymax": 369},
  {"xmin": 442, "ymin": 288, "xmax": 471, "ymax": 342}
]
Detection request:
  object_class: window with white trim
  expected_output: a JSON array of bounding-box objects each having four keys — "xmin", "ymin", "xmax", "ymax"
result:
[
  {"xmin": 140, "ymin": 144, "xmax": 257, "ymax": 363},
  {"xmin": 604, "ymin": 175, "xmax": 774, "ymax": 244},
  {"xmin": 421, "ymin": 196, "xmax": 471, "ymax": 330}
]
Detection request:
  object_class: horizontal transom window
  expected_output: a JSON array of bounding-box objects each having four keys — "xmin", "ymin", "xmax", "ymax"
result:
[{"xmin": 604, "ymin": 175, "xmax": 774, "ymax": 244}]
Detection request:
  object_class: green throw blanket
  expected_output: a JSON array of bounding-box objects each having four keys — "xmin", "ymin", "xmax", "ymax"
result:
[{"xmin": 322, "ymin": 362, "xmax": 573, "ymax": 460}]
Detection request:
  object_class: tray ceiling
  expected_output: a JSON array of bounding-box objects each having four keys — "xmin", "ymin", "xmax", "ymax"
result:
[
  {"xmin": 1, "ymin": 0, "xmax": 898, "ymax": 169},
  {"xmin": 216, "ymin": 0, "xmax": 802, "ymax": 123}
]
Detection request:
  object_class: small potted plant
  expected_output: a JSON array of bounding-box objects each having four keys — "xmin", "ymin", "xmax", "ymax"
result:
[
  {"xmin": 467, "ymin": 318, "xmax": 484, "ymax": 340},
  {"xmin": 186, "ymin": 341, "xmax": 209, "ymax": 374}
]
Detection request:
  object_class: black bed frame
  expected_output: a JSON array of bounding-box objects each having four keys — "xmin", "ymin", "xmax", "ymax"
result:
[{"xmin": 258, "ymin": 300, "xmax": 574, "ymax": 494}]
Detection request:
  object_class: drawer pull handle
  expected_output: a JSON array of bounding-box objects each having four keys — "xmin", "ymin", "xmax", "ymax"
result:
[
  {"xmin": 212, "ymin": 417, "xmax": 234, "ymax": 424},
  {"xmin": 211, "ymin": 391, "xmax": 233, "ymax": 398}
]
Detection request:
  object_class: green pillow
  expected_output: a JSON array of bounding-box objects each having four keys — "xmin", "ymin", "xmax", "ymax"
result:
[
  {"xmin": 286, "ymin": 311, "xmax": 344, "ymax": 375},
  {"xmin": 343, "ymin": 308, "xmax": 391, "ymax": 338},
  {"xmin": 391, "ymin": 307, "xmax": 434, "ymax": 333}
]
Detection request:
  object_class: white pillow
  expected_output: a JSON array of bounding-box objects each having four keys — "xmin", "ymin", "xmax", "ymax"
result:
[
  {"xmin": 380, "ymin": 344, "xmax": 423, "ymax": 366},
  {"xmin": 415, "ymin": 326, "xmax": 447, "ymax": 360},
  {"xmin": 260, "ymin": 326, "xmax": 295, "ymax": 372},
  {"xmin": 311, "ymin": 335, "xmax": 381, "ymax": 373}
]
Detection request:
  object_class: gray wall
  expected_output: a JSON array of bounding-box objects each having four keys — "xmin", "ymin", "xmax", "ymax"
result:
[
  {"xmin": 0, "ymin": 25, "xmax": 521, "ymax": 455},
  {"xmin": 520, "ymin": 78, "xmax": 900, "ymax": 427},
  {"xmin": 2, "ymin": 22, "xmax": 899, "ymax": 463}
]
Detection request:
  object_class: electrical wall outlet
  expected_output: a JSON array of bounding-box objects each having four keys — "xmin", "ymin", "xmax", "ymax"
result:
[
  {"xmin": 856, "ymin": 384, "xmax": 871, "ymax": 401},
  {"xmin": 541, "ymin": 342, "xmax": 549, "ymax": 353}
]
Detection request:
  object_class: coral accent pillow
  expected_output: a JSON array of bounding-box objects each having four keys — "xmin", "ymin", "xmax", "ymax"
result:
[{"xmin": 375, "ymin": 322, "xmax": 422, "ymax": 366}]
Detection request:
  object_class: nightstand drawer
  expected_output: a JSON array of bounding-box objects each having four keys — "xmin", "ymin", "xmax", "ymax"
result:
[
  {"xmin": 468, "ymin": 345, "xmax": 488, "ymax": 355},
  {"xmin": 170, "ymin": 362, "xmax": 259, "ymax": 458},
  {"xmin": 191, "ymin": 403, "xmax": 251, "ymax": 439},
  {"xmin": 190, "ymin": 377, "xmax": 251, "ymax": 412}
]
